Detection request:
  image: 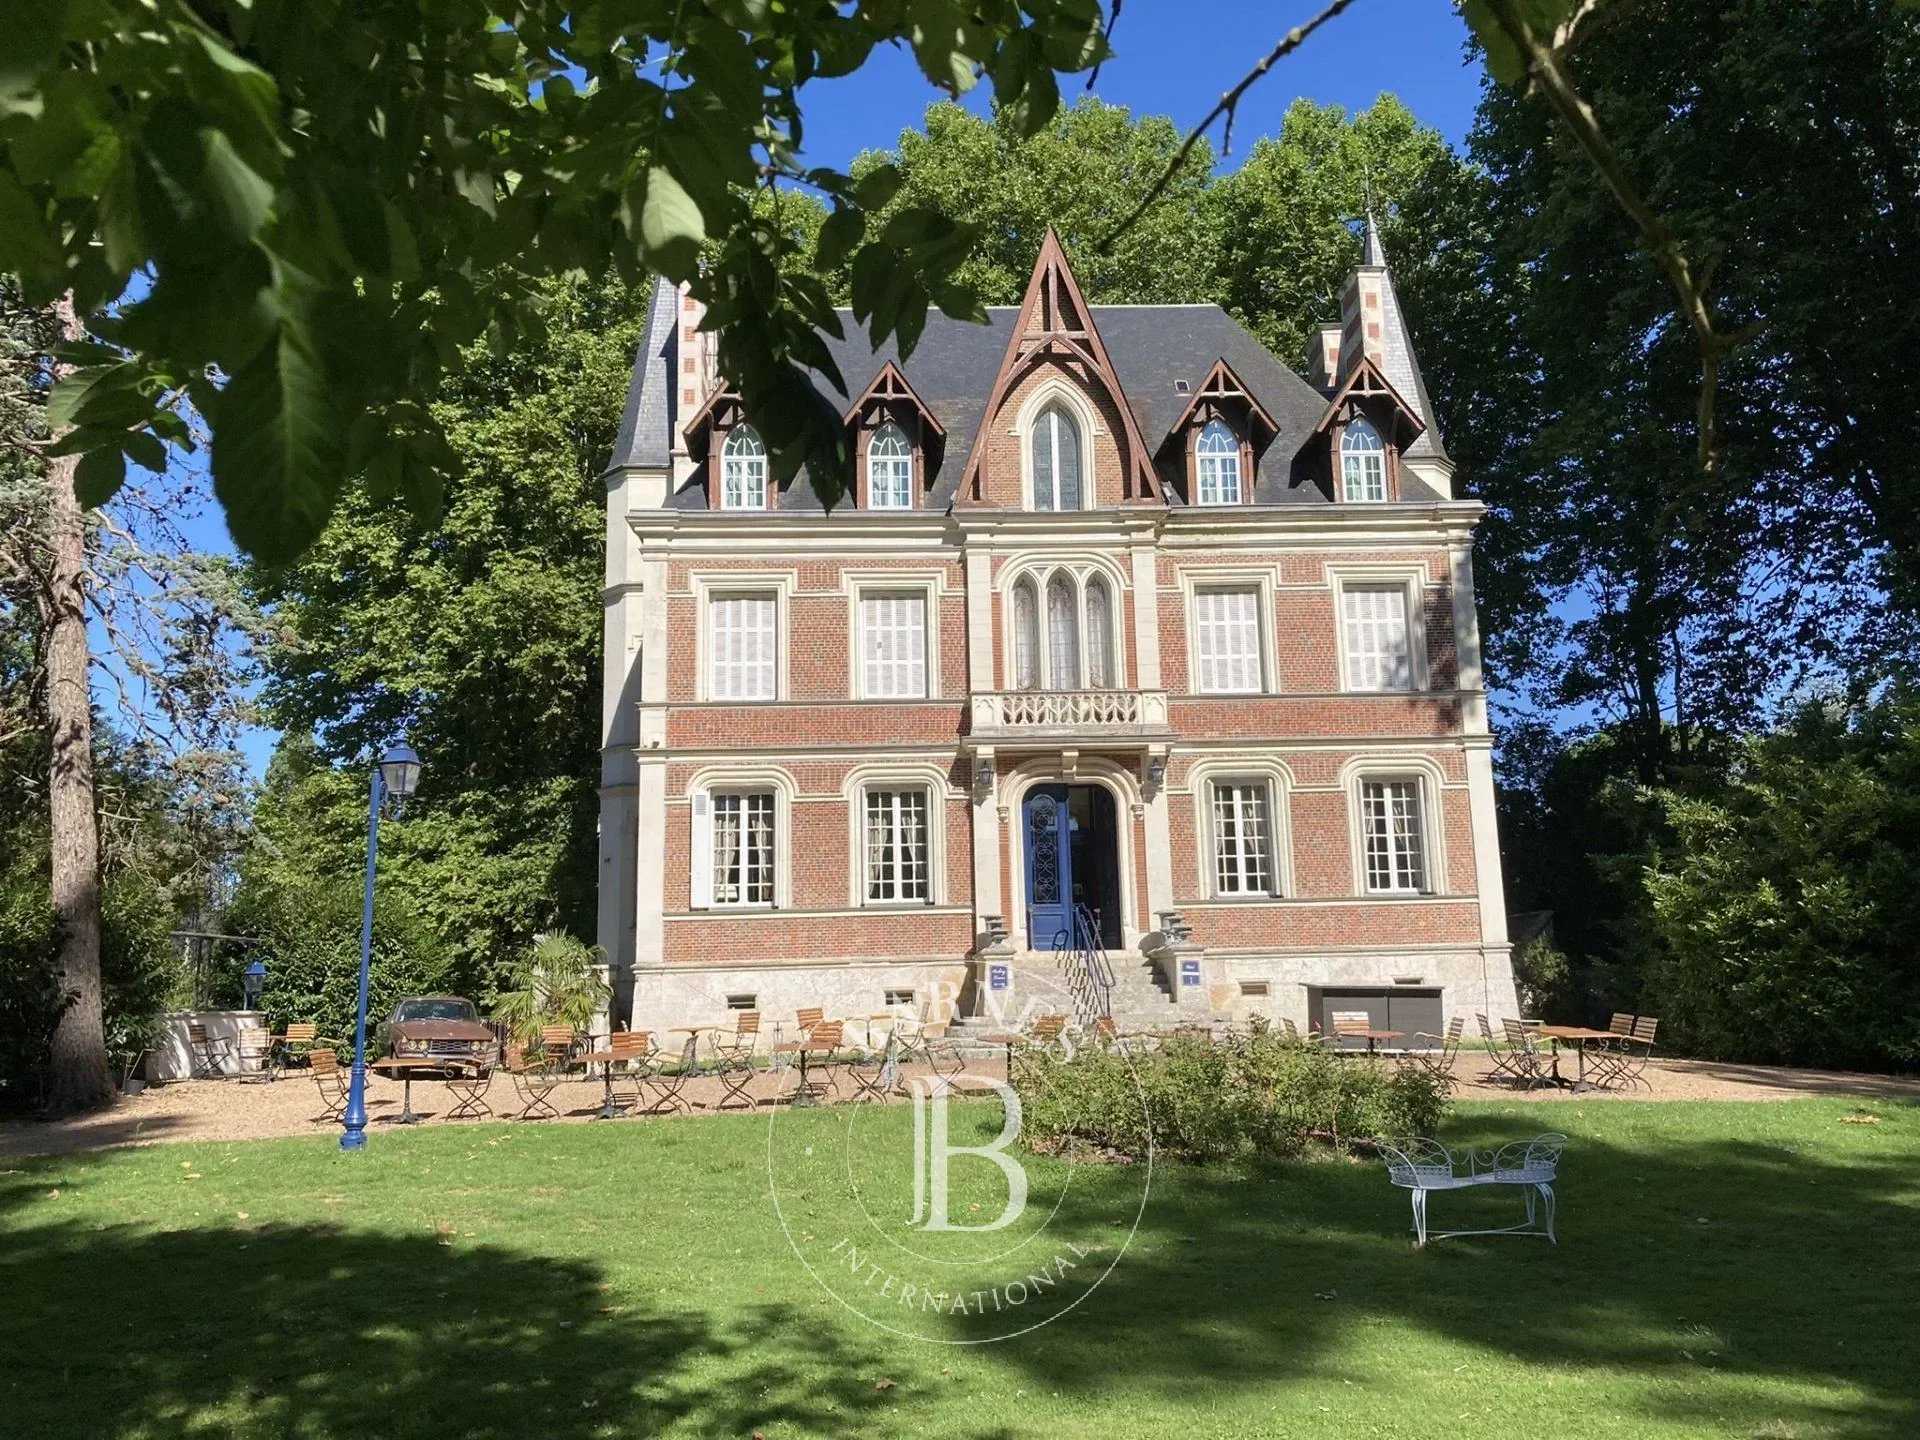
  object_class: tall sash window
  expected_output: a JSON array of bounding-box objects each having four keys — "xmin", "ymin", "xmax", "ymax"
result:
[
  {"xmin": 1361, "ymin": 780, "xmax": 1428, "ymax": 892},
  {"xmin": 864, "ymin": 788, "xmax": 930, "ymax": 902}
]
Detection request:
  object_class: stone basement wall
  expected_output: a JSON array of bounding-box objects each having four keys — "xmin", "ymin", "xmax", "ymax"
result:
[
  {"xmin": 1214, "ymin": 949, "xmax": 1520, "ymax": 1031},
  {"xmin": 629, "ymin": 960, "xmax": 973, "ymax": 1034}
]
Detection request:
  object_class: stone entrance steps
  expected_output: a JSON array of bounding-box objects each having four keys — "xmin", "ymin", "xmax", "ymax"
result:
[{"xmin": 954, "ymin": 951, "xmax": 1215, "ymax": 1031}]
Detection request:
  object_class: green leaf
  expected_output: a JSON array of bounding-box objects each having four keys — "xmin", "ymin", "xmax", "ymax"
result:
[
  {"xmin": 210, "ymin": 314, "xmax": 344, "ymax": 564},
  {"xmin": 0, "ymin": 165, "xmax": 63, "ymax": 286},
  {"xmin": 74, "ymin": 444, "xmax": 126, "ymax": 509},
  {"xmin": 815, "ymin": 204, "xmax": 864, "ymax": 272},
  {"xmin": 638, "ymin": 165, "xmax": 706, "ymax": 277},
  {"xmin": 0, "ymin": 0, "xmax": 64, "ymax": 119},
  {"xmin": 854, "ymin": 162, "xmax": 904, "ymax": 211},
  {"xmin": 123, "ymin": 428, "xmax": 168, "ymax": 474}
]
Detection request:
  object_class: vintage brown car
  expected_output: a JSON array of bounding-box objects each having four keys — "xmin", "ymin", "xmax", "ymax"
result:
[{"xmin": 376, "ymin": 995, "xmax": 499, "ymax": 1067}]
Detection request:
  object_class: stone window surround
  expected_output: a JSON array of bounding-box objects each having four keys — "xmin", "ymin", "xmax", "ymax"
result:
[
  {"xmin": 1328, "ymin": 562, "xmax": 1432, "ymax": 694},
  {"xmin": 1176, "ymin": 564, "xmax": 1282, "ymax": 696},
  {"xmin": 1339, "ymin": 755, "xmax": 1450, "ymax": 896},
  {"xmin": 690, "ymin": 570, "xmax": 797, "ymax": 704}
]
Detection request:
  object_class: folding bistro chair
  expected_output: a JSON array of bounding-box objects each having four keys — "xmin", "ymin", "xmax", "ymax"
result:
[
  {"xmin": 187, "ymin": 1022, "xmax": 234, "ymax": 1079},
  {"xmin": 714, "ymin": 1010, "xmax": 762, "ymax": 1064},
  {"xmin": 235, "ymin": 1025, "xmax": 278, "ymax": 1083},
  {"xmin": 789, "ymin": 1020, "xmax": 845, "ymax": 1105},
  {"xmin": 445, "ymin": 1062, "xmax": 494, "ymax": 1120},
  {"xmin": 1606, "ymin": 1016, "xmax": 1659, "ymax": 1090},
  {"xmin": 271, "ymin": 1022, "xmax": 322, "ymax": 1074},
  {"xmin": 1404, "ymin": 1016, "xmax": 1464, "ymax": 1087},
  {"xmin": 642, "ymin": 1033, "xmax": 701, "ymax": 1115},
  {"xmin": 712, "ymin": 1018, "xmax": 761, "ymax": 1111},
  {"xmin": 507, "ymin": 1045, "xmax": 562, "ymax": 1120},
  {"xmin": 1502, "ymin": 1017, "xmax": 1552, "ymax": 1090},
  {"xmin": 308, "ymin": 1049, "xmax": 348, "ymax": 1121},
  {"xmin": 539, "ymin": 1025, "xmax": 581, "ymax": 1070},
  {"xmin": 845, "ymin": 1031, "xmax": 899, "ymax": 1103},
  {"xmin": 770, "ymin": 1007, "xmax": 826, "ymax": 1084},
  {"xmin": 604, "ymin": 1030, "xmax": 656, "ymax": 1117},
  {"xmin": 1008, "ymin": 1013, "xmax": 1067, "ymax": 1086}
]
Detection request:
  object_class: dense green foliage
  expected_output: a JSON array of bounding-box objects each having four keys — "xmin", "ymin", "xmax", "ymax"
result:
[
  {"xmin": 1016, "ymin": 1028, "xmax": 1449, "ymax": 1162},
  {"xmin": 1640, "ymin": 703, "xmax": 1920, "ymax": 1070},
  {"xmin": 239, "ymin": 276, "xmax": 641, "ymax": 992}
]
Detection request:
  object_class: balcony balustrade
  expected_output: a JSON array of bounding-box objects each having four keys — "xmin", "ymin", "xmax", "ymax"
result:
[{"xmin": 967, "ymin": 688, "xmax": 1172, "ymax": 744}]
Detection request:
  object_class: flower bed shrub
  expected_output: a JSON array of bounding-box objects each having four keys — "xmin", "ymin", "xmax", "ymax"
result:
[{"xmin": 1014, "ymin": 1025, "xmax": 1450, "ymax": 1162}]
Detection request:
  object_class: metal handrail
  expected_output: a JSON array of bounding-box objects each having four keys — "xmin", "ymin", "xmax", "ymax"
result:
[{"xmin": 1060, "ymin": 903, "xmax": 1115, "ymax": 1029}]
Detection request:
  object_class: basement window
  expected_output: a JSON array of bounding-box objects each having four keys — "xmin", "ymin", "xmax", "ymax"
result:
[
  {"xmin": 1239, "ymin": 981, "xmax": 1271, "ymax": 998},
  {"xmin": 725, "ymin": 993, "xmax": 757, "ymax": 1011},
  {"xmin": 884, "ymin": 988, "xmax": 917, "ymax": 1007}
]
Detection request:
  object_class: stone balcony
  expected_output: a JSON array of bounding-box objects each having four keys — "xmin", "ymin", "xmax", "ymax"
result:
[{"xmin": 965, "ymin": 688, "xmax": 1173, "ymax": 750}]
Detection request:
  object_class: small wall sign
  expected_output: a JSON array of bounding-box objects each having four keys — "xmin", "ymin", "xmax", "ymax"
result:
[
  {"xmin": 989, "ymin": 964, "xmax": 1010, "ymax": 992},
  {"xmin": 1179, "ymin": 958, "xmax": 1202, "ymax": 987}
]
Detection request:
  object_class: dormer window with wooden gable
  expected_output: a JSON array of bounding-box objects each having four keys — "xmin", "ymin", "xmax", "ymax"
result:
[
  {"xmin": 844, "ymin": 361, "xmax": 942, "ymax": 511},
  {"xmin": 1195, "ymin": 419, "xmax": 1242, "ymax": 504},
  {"xmin": 721, "ymin": 426, "xmax": 768, "ymax": 509},
  {"xmin": 1164, "ymin": 358, "xmax": 1275, "ymax": 505},
  {"xmin": 1341, "ymin": 417, "xmax": 1387, "ymax": 502}
]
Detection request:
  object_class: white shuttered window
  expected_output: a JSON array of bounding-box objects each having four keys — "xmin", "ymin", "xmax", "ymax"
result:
[
  {"xmin": 1193, "ymin": 587, "xmax": 1263, "ymax": 694},
  {"xmin": 860, "ymin": 592, "xmax": 927, "ymax": 699},
  {"xmin": 1342, "ymin": 585, "xmax": 1413, "ymax": 692},
  {"xmin": 708, "ymin": 594, "xmax": 777, "ymax": 700}
]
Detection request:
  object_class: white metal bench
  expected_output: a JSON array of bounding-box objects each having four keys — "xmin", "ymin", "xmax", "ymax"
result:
[{"xmin": 1375, "ymin": 1134, "xmax": 1566, "ymax": 1246}]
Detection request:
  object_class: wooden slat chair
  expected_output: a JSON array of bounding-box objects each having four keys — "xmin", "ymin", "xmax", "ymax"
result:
[
  {"xmin": 605, "ymin": 1030, "xmax": 656, "ymax": 1116},
  {"xmin": 1330, "ymin": 1010, "xmax": 1375, "ymax": 1055},
  {"xmin": 1007, "ymin": 1013, "xmax": 1068, "ymax": 1086},
  {"xmin": 308, "ymin": 1049, "xmax": 348, "ymax": 1121},
  {"xmin": 271, "ymin": 1022, "xmax": 322, "ymax": 1073},
  {"xmin": 1502, "ymin": 1017, "xmax": 1551, "ymax": 1090},
  {"xmin": 506, "ymin": 1044, "xmax": 563, "ymax": 1120},
  {"xmin": 1606, "ymin": 1016, "xmax": 1660, "ymax": 1090},
  {"xmin": 539, "ymin": 1024, "xmax": 582, "ymax": 1071},
  {"xmin": 844, "ymin": 1031, "xmax": 899, "ymax": 1104},
  {"xmin": 234, "ymin": 1025, "xmax": 278, "ymax": 1083},
  {"xmin": 643, "ymin": 1032, "xmax": 701, "ymax": 1115},
  {"xmin": 445, "ymin": 1060, "xmax": 495, "ymax": 1120},
  {"xmin": 186, "ymin": 1022, "xmax": 234, "ymax": 1079},
  {"xmin": 789, "ymin": 1020, "xmax": 845, "ymax": 1104},
  {"xmin": 713, "ymin": 1015, "xmax": 761, "ymax": 1111},
  {"xmin": 770, "ymin": 1007, "xmax": 826, "ymax": 1081},
  {"xmin": 1404, "ymin": 1016, "xmax": 1465, "ymax": 1087},
  {"xmin": 1477, "ymin": 1013, "xmax": 1530, "ymax": 1088},
  {"xmin": 714, "ymin": 1010, "xmax": 762, "ymax": 1064}
]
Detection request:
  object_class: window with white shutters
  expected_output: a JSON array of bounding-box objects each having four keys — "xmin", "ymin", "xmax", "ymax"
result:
[
  {"xmin": 1211, "ymin": 782, "xmax": 1275, "ymax": 896},
  {"xmin": 1361, "ymin": 779, "xmax": 1428, "ymax": 893},
  {"xmin": 711, "ymin": 791, "xmax": 775, "ymax": 905},
  {"xmin": 859, "ymin": 591, "xmax": 927, "ymax": 699},
  {"xmin": 708, "ymin": 593, "xmax": 777, "ymax": 700},
  {"xmin": 864, "ymin": 788, "xmax": 930, "ymax": 902},
  {"xmin": 1192, "ymin": 586, "xmax": 1263, "ymax": 694},
  {"xmin": 1342, "ymin": 584, "xmax": 1413, "ymax": 692}
]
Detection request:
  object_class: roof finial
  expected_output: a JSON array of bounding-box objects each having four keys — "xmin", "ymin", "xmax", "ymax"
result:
[{"xmin": 1360, "ymin": 166, "xmax": 1386, "ymax": 267}]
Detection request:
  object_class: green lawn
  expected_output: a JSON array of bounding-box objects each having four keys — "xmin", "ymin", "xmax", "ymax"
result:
[{"xmin": 3, "ymin": 1097, "xmax": 1916, "ymax": 1439}]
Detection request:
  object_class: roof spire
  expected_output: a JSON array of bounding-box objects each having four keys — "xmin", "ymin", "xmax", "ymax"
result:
[{"xmin": 1360, "ymin": 205, "xmax": 1386, "ymax": 268}]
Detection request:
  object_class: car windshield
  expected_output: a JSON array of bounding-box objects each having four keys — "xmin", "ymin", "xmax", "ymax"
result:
[{"xmin": 393, "ymin": 999, "xmax": 477, "ymax": 1022}]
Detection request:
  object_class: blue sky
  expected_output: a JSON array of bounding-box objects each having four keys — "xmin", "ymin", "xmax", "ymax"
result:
[{"xmin": 194, "ymin": 2, "xmax": 1488, "ymax": 777}]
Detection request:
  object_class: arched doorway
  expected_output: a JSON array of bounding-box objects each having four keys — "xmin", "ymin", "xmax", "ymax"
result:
[{"xmin": 1022, "ymin": 784, "xmax": 1123, "ymax": 951}]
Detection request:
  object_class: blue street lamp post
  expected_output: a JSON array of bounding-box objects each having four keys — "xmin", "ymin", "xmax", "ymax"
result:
[{"xmin": 340, "ymin": 743, "xmax": 422, "ymax": 1152}]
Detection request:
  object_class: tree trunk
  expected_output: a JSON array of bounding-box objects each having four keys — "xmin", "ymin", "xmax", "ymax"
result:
[{"xmin": 43, "ymin": 292, "xmax": 111, "ymax": 1115}]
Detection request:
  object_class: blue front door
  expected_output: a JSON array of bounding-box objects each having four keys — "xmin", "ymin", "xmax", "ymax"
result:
[{"xmin": 1024, "ymin": 786, "xmax": 1075, "ymax": 950}]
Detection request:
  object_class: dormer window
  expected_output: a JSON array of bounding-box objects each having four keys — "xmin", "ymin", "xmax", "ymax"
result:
[
  {"xmin": 1341, "ymin": 418, "xmax": 1386, "ymax": 502},
  {"xmin": 1029, "ymin": 402, "xmax": 1083, "ymax": 511},
  {"xmin": 721, "ymin": 425, "xmax": 767, "ymax": 510},
  {"xmin": 1195, "ymin": 419, "xmax": 1241, "ymax": 504},
  {"xmin": 868, "ymin": 423, "xmax": 913, "ymax": 510}
]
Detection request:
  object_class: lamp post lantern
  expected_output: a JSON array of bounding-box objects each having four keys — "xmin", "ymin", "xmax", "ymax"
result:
[{"xmin": 340, "ymin": 742, "xmax": 422, "ymax": 1152}]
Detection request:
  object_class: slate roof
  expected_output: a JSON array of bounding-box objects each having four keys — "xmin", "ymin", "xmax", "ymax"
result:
[
  {"xmin": 608, "ymin": 278, "xmax": 679, "ymax": 472},
  {"xmin": 660, "ymin": 301, "xmax": 1343, "ymax": 511}
]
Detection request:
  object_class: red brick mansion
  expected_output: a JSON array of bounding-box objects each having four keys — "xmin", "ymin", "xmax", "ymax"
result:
[{"xmin": 596, "ymin": 227, "xmax": 1518, "ymax": 1036}]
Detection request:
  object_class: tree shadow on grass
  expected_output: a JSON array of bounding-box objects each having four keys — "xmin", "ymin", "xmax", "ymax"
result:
[
  {"xmin": 972, "ymin": 1112, "xmax": 1920, "ymax": 1437},
  {"xmin": 0, "ymin": 1209, "xmax": 937, "ymax": 1440}
]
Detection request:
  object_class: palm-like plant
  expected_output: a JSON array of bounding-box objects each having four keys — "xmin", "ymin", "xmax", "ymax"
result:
[{"xmin": 489, "ymin": 931, "xmax": 611, "ymax": 1049}]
